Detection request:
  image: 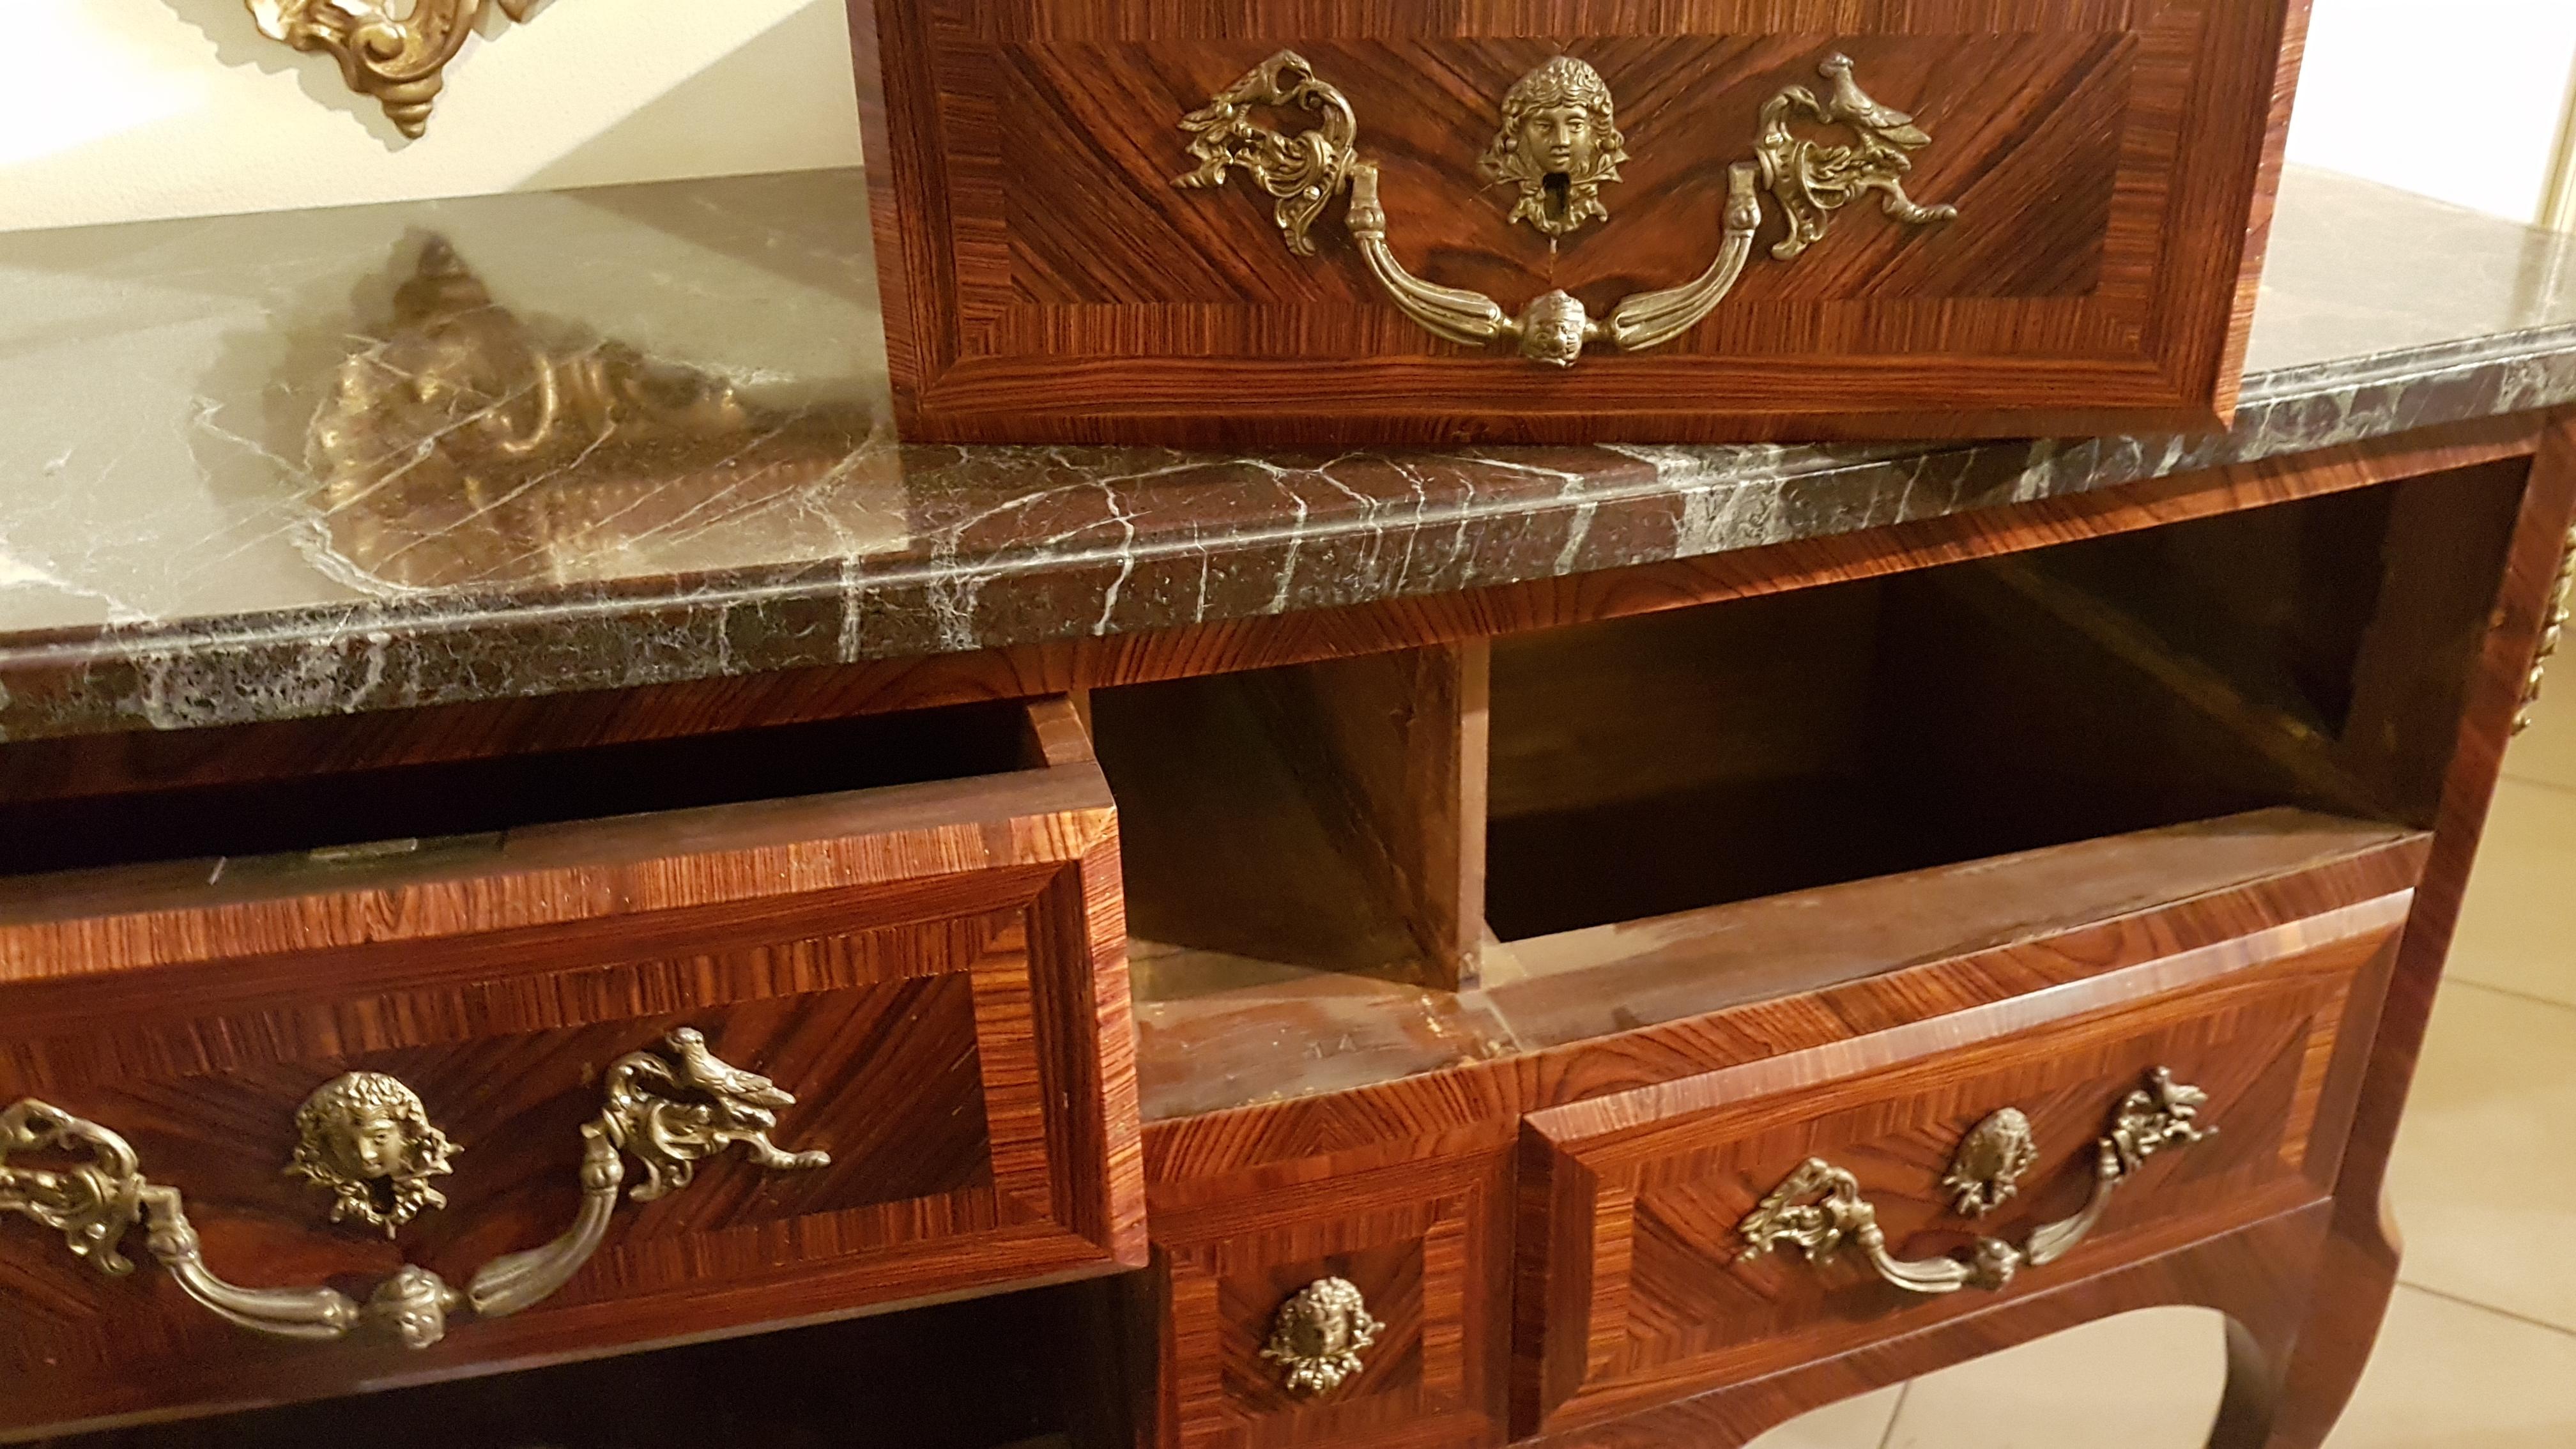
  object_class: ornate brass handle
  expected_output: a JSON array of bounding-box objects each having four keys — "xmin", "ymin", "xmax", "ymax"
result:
[
  {"xmin": 1735, "ymin": 1068, "xmax": 2212, "ymax": 1295},
  {"xmin": 1174, "ymin": 50, "xmax": 1956, "ymax": 367},
  {"xmin": 0, "ymin": 1028, "xmax": 829, "ymax": 1349}
]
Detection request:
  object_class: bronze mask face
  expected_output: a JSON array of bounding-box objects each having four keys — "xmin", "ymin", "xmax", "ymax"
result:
[
  {"xmin": 1481, "ymin": 57, "xmax": 1630, "ymax": 238},
  {"xmin": 286, "ymin": 1072, "xmax": 461, "ymax": 1236}
]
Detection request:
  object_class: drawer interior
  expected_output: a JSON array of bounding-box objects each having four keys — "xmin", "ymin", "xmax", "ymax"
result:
[
  {"xmin": 1485, "ymin": 471, "xmax": 2515, "ymax": 942},
  {"xmin": 1105, "ymin": 464, "xmax": 2516, "ymax": 1118},
  {"xmin": 1091, "ymin": 653, "xmax": 1469, "ymax": 994},
  {"xmin": 0, "ymin": 698, "xmax": 1044, "ymax": 877},
  {"xmin": 39, "ymin": 1275, "xmax": 1133, "ymax": 1449}
]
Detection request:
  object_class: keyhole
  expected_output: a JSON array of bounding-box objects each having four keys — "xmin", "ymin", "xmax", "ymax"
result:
[{"xmin": 1542, "ymin": 171, "xmax": 1571, "ymax": 226}]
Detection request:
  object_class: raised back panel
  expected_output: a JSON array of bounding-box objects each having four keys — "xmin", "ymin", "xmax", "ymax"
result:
[{"xmin": 855, "ymin": 0, "xmax": 2303, "ymax": 443}]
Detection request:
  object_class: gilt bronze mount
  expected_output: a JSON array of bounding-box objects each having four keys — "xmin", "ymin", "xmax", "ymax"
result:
[
  {"xmin": 1480, "ymin": 56, "xmax": 1630, "ymax": 238},
  {"xmin": 2515, "ymin": 523, "xmax": 2576, "ymax": 735},
  {"xmin": 1175, "ymin": 51, "xmax": 1956, "ymax": 367},
  {"xmin": 286, "ymin": 1071, "xmax": 460, "ymax": 1237},
  {"xmin": 1262, "ymin": 1276, "xmax": 1383, "ymax": 1396},
  {"xmin": 0, "ymin": 1028, "xmax": 828, "ymax": 1349},
  {"xmin": 1940, "ymin": 1107, "xmax": 2039, "ymax": 1219},
  {"xmin": 1737, "ymin": 1069, "xmax": 2212, "ymax": 1296}
]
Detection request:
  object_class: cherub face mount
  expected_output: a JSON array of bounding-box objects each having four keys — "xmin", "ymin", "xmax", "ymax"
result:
[
  {"xmin": 286, "ymin": 1072, "xmax": 461, "ymax": 1237},
  {"xmin": 1480, "ymin": 56, "xmax": 1629, "ymax": 238}
]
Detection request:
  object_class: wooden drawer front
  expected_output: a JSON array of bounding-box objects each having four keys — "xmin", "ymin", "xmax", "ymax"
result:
[
  {"xmin": 0, "ymin": 704, "xmax": 1142, "ymax": 1438},
  {"xmin": 1152, "ymin": 1142, "xmax": 1513, "ymax": 1449},
  {"xmin": 1514, "ymin": 893, "xmax": 2407, "ymax": 1437},
  {"xmin": 858, "ymin": 1, "xmax": 2297, "ymax": 444}
]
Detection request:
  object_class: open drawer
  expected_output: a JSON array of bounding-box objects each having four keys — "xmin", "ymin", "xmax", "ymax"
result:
[
  {"xmin": 1512, "ymin": 866, "xmax": 2415, "ymax": 1437},
  {"xmin": 0, "ymin": 698, "xmax": 1142, "ymax": 1439}
]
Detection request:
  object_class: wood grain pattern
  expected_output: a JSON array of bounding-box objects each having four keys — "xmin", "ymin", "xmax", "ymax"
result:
[
  {"xmin": 0, "ymin": 701, "xmax": 1146, "ymax": 1441},
  {"xmin": 1512, "ymin": 898, "xmax": 2402, "ymax": 1435},
  {"xmin": 853, "ymin": 0, "xmax": 2306, "ymax": 444},
  {"xmin": 1238, "ymin": 647, "xmax": 1489, "ymax": 988},
  {"xmin": 1524, "ymin": 1201, "xmax": 2329, "ymax": 1449},
  {"xmin": 2262, "ymin": 409, "xmax": 2576, "ymax": 1449},
  {"xmin": 4, "ymin": 417, "xmax": 2552, "ymax": 1448},
  {"xmin": 1136, "ymin": 820, "xmax": 2425, "ymax": 1449},
  {"xmin": 1147, "ymin": 1137, "xmax": 1516, "ymax": 1449}
]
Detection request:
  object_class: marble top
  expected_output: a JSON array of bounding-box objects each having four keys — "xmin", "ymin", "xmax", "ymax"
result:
[{"xmin": 0, "ymin": 165, "xmax": 2571, "ymax": 742}]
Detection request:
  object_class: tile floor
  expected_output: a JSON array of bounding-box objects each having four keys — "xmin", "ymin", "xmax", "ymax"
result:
[{"xmin": 1746, "ymin": 698, "xmax": 2576, "ymax": 1449}]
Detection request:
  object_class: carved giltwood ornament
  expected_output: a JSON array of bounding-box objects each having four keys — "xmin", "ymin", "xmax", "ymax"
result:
[
  {"xmin": 1261, "ymin": 1276, "xmax": 1383, "ymax": 1396},
  {"xmin": 1736, "ymin": 1069, "xmax": 2212, "ymax": 1296},
  {"xmin": 247, "ymin": 0, "xmax": 548, "ymax": 138},
  {"xmin": 0, "ymin": 1029, "xmax": 827, "ymax": 1349},
  {"xmin": 1174, "ymin": 51, "xmax": 1954, "ymax": 365}
]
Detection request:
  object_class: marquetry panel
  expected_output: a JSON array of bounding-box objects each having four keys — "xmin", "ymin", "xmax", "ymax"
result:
[
  {"xmin": 1513, "ymin": 897, "xmax": 2405, "ymax": 1436},
  {"xmin": 855, "ymin": 0, "xmax": 2304, "ymax": 443},
  {"xmin": 0, "ymin": 702, "xmax": 1144, "ymax": 1439},
  {"xmin": 1152, "ymin": 1142, "xmax": 1514, "ymax": 1449}
]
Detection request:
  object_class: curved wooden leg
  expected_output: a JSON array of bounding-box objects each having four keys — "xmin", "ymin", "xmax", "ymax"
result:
[
  {"xmin": 2253, "ymin": 1199, "xmax": 2402, "ymax": 1449},
  {"xmin": 2209, "ymin": 1313, "xmax": 2293, "ymax": 1449}
]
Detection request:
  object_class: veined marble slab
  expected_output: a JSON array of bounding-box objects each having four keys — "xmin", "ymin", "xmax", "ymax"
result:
[{"xmin": 0, "ymin": 166, "xmax": 2569, "ymax": 740}]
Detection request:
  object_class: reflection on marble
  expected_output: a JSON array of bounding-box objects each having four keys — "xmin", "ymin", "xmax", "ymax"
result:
[
  {"xmin": 0, "ymin": 166, "xmax": 2570, "ymax": 740},
  {"xmin": 313, "ymin": 238, "xmax": 899, "ymax": 590}
]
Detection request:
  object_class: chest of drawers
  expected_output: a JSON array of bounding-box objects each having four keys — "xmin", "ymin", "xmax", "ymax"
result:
[{"xmin": 4, "ymin": 158, "xmax": 2575, "ymax": 1449}]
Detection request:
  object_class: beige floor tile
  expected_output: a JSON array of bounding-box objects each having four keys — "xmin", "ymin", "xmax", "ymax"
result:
[
  {"xmin": 1745, "ymin": 1384, "xmax": 1906, "ymax": 1449},
  {"xmin": 1880, "ymin": 1306, "xmax": 2224, "ymax": 1449},
  {"xmin": 2448, "ymin": 778, "xmax": 2576, "ymax": 1007},
  {"xmin": 2386, "ymin": 981, "xmax": 2576, "ymax": 1329},
  {"xmin": 2506, "ymin": 691, "xmax": 2576, "ymax": 793},
  {"xmin": 2323, "ymin": 1287, "xmax": 2576, "ymax": 1448}
]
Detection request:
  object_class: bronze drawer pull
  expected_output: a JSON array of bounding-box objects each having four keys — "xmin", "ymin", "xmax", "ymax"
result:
[
  {"xmin": 1734, "ymin": 1068, "xmax": 2212, "ymax": 1294},
  {"xmin": 0, "ymin": 1027, "xmax": 829, "ymax": 1349},
  {"xmin": 1174, "ymin": 50, "xmax": 1956, "ymax": 368},
  {"xmin": 1262, "ymin": 1276, "xmax": 1384, "ymax": 1396}
]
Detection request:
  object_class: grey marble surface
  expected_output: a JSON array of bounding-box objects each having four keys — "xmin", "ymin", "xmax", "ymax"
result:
[{"xmin": 0, "ymin": 165, "xmax": 2570, "ymax": 742}]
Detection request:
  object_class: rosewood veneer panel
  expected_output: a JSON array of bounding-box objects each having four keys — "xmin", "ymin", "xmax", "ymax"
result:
[
  {"xmin": 1513, "ymin": 893, "xmax": 2407, "ymax": 1434},
  {"xmin": 853, "ymin": 0, "xmax": 2308, "ymax": 443},
  {"xmin": 0, "ymin": 702, "xmax": 1144, "ymax": 1439}
]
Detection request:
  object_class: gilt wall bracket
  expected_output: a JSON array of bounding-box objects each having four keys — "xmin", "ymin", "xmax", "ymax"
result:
[{"xmin": 247, "ymin": 0, "xmax": 548, "ymax": 137}]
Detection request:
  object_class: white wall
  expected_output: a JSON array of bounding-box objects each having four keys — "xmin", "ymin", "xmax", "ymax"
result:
[
  {"xmin": 2285, "ymin": 0, "xmax": 2576, "ymax": 223},
  {"xmin": 4, "ymin": 0, "xmax": 2572, "ymax": 236},
  {"xmin": 0, "ymin": 0, "xmax": 865, "ymax": 234}
]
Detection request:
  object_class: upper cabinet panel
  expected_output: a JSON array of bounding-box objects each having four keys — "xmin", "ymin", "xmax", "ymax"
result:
[{"xmin": 852, "ymin": 1, "xmax": 2308, "ymax": 445}]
